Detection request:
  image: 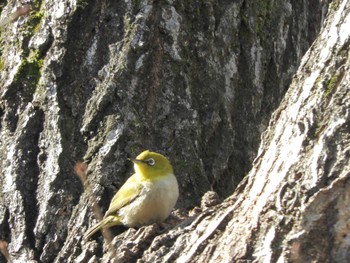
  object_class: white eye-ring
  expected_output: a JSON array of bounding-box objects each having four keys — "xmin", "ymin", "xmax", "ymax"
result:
[{"xmin": 146, "ymin": 158, "xmax": 155, "ymax": 166}]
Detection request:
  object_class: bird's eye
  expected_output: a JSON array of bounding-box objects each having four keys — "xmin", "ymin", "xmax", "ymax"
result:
[{"xmin": 146, "ymin": 158, "xmax": 155, "ymax": 166}]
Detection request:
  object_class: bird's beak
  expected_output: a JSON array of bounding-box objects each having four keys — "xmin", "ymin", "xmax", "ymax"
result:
[{"xmin": 128, "ymin": 158, "xmax": 143, "ymax": 164}]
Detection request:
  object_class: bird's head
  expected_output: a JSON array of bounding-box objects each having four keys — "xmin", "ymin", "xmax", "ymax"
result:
[{"xmin": 130, "ymin": 150, "xmax": 174, "ymax": 180}]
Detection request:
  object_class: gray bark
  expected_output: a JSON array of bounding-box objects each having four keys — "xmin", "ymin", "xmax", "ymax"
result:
[{"xmin": 1, "ymin": 0, "xmax": 347, "ymax": 262}]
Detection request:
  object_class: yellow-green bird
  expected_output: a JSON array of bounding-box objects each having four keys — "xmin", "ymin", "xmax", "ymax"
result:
[{"xmin": 84, "ymin": 150, "xmax": 179, "ymax": 240}]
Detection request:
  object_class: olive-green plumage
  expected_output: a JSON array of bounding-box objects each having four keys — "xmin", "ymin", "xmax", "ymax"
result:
[{"xmin": 84, "ymin": 150, "xmax": 179, "ymax": 240}]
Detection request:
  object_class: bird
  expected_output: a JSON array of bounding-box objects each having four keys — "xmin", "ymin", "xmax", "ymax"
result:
[{"xmin": 84, "ymin": 150, "xmax": 179, "ymax": 240}]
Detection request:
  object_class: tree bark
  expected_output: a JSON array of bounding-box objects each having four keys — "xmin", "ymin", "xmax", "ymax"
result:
[{"xmin": 2, "ymin": 0, "xmax": 348, "ymax": 262}]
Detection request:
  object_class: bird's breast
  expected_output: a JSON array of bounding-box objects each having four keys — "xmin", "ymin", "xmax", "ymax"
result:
[{"xmin": 118, "ymin": 173, "xmax": 179, "ymax": 227}]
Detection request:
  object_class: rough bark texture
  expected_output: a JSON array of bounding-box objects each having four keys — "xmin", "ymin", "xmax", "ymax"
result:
[{"xmin": 1, "ymin": 0, "xmax": 347, "ymax": 262}]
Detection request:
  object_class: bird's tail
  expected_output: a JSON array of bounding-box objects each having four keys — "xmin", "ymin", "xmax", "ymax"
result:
[{"xmin": 84, "ymin": 215, "xmax": 121, "ymax": 241}]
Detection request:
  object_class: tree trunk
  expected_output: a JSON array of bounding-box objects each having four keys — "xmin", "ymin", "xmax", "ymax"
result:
[{"xmin": 1, "ymin": 0, "xmax": 348, "ymax": 262}]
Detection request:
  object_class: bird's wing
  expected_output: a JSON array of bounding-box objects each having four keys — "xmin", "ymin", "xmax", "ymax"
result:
[{"xmin": 104, "ymin": 174, "xmax": 142, "ymax": 218}]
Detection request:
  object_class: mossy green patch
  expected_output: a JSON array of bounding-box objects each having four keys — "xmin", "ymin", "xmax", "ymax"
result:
[
  {"xmin": 325, "ymin": 72, "xmax": 339, "ymax": 96},
  {"xmin": 254, "ymin": 0, "xmax": 269, "ymax": 35},
  {"xmin": 330, "ymin": 0, "xmax": 340, "ymax": 10},
  {"xmin": 18, "ymin": 0, "xmax": 44, "ymax": 42},
  {"xmin": 132, "ymin": 0, "xmax": 141, "ymax": 10},
  {"xmin": 14, "ymin": 1, "xmax": 44, "ymax": 88},
  {"xmin": 14, "ymin": 50, "xmax": 43, "ymax": 94},
  {"xmin": 21, "ymin": 10, "xmax": 44, "ymax": 38},
  {"xmin": 0, "ymin": 58, "xmax": 4, "ymax": 71}
]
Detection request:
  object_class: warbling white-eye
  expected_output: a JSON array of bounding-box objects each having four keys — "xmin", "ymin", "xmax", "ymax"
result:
[{"xmin": 84, "ymin": 150, "xmax": 179, "ymax": 240}]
